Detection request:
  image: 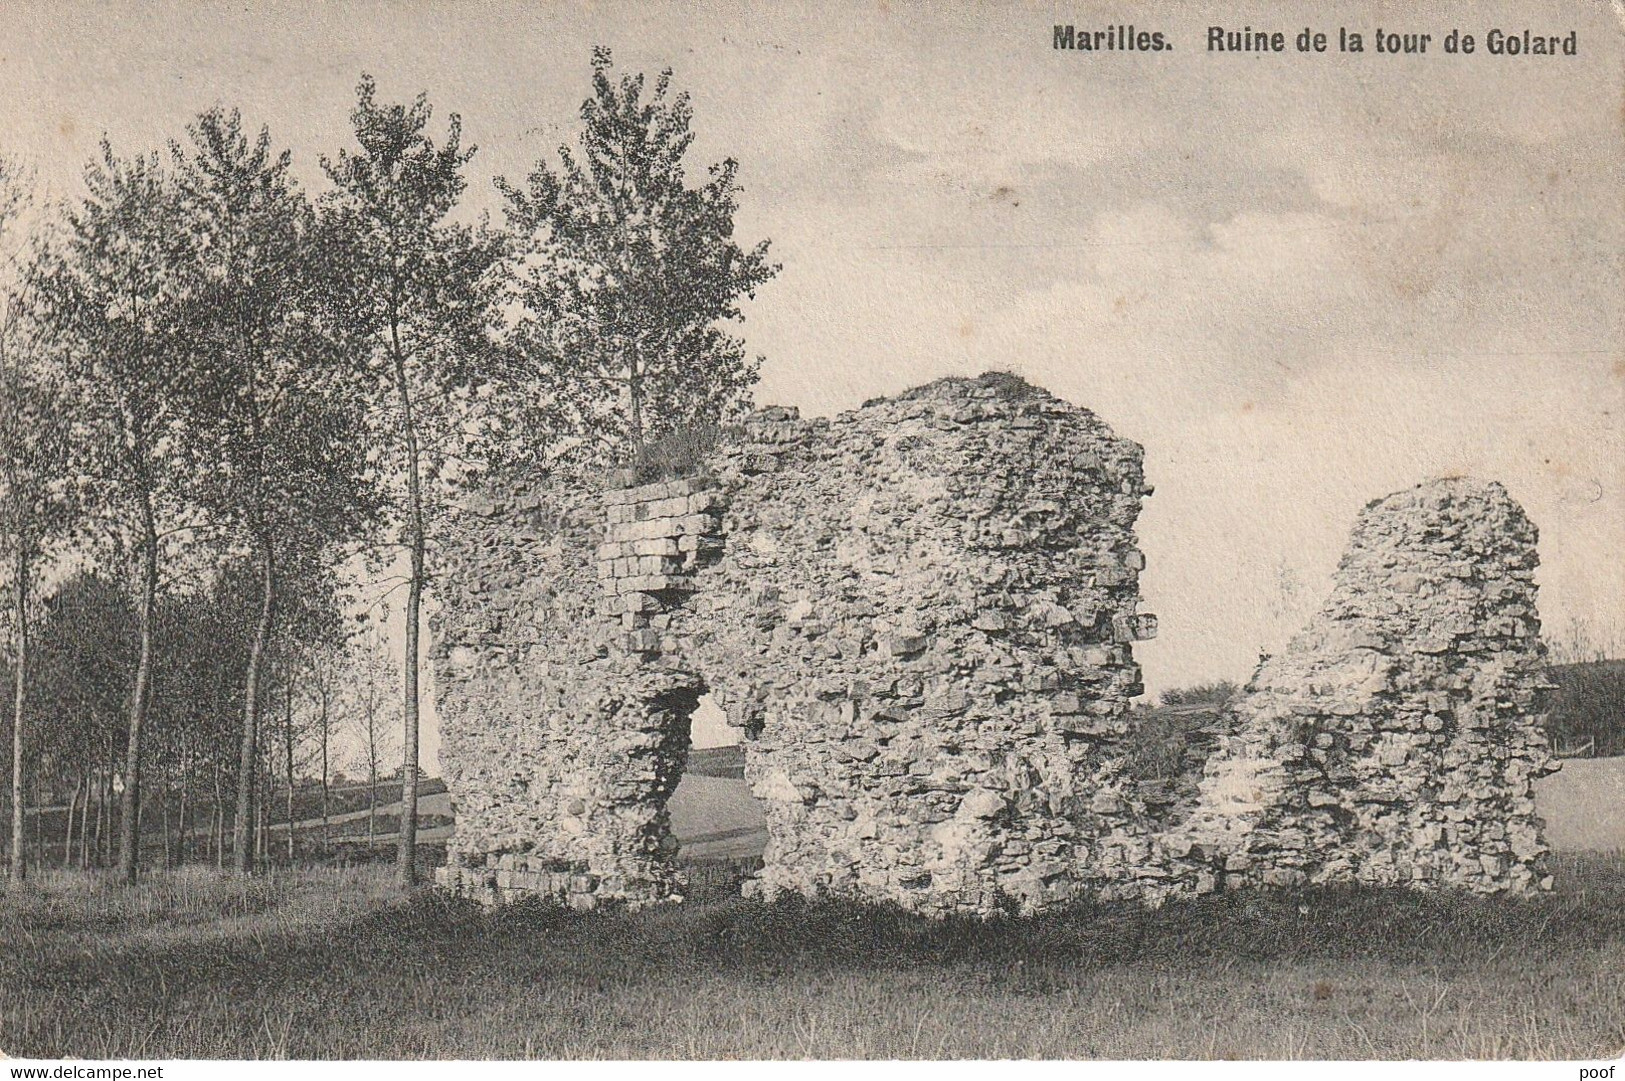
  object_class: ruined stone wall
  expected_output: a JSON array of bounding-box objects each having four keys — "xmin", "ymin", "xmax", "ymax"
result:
[
  {"xmin": 431, "ymin": 478, "xmax": 721, "ymax": 908},
  {"xmin": 684, "ymin": 378, "xmax": 1158, "ymax": 915},
  {"xmin": 432, "ymin": 374, "xmax": 1159, "ymax": 915},
  {"xmin": 1155, "ymin": 478, "xmax": 1557, "ymax": 899},
  {"xmin": 433, "ymin": 381, "xmax": 1558, "ymax": 916}
]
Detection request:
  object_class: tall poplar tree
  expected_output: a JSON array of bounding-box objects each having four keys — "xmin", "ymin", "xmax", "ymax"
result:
[
  {"xmin": 44, "ymin": 143, "xmax": 195, "ymax": 883},
  {"xmin": 321, "ymin": 76, "xmax": 504, "ymax": 889},
  {"xmin": 0, "ymin": 161, "xmax": 76, "ymax": 882},
  {"xmin": 170, "ymin": 108, "xmax": 376, "ymax": 874}
]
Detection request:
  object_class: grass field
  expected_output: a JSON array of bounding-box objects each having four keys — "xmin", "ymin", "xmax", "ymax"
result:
[
  {"xmin": 2, "ymin": 854, "xmax": 1623, "ymax": 1060},
  {"xmin": 3, "ymin": 754, "xmax": 1620, "ymax": 1060}
]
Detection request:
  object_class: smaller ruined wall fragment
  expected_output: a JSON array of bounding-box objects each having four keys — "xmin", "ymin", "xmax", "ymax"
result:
[
  {"xmin": 429, "ymin": 478, "xmax": 723, "ymax": 909},
  {"xmin": 1157, "ymin": 477, "xmax": 1557, "ymax": 898}
]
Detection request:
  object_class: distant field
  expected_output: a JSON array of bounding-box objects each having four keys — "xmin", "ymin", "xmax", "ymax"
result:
[
  {"xmin": 310, "ymin": 770, "xmax": 765, "ymax": 857},
  {"xmin": 685, "ymin": 744, "xmax": 744, "ymax": 779},
  {"xmin": 317, "ymin": 750, "xmax": 1625, "ymax": 861},
  {"xmin": 661, "ymin": 752, "xmax": 1625, "ymax": 863},
  {"xmin": 1534, "ymin": 756, "xmax": 1625, "ymax": 853},
  {"xmin": 674, "ymin": 749, "xmax": 1625, "ymax": 862},
  {"xmin": 667, "ymin": 774, "xmax": 766, "ymax": 861}
]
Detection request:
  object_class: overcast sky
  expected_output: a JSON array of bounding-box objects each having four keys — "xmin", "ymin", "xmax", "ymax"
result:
[{"xmin": 5, "ymin": 1, "xmax": 1620, "ymax": 765}]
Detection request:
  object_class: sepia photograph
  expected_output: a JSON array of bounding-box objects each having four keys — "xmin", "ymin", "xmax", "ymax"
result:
[{"xmin": 0, "ymin": 0, "xmax": 1620, "ymax": 1065}]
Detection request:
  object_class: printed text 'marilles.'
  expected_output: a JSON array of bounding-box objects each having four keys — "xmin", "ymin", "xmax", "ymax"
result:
[{"xmin": 1054, "ymin": 25, "xmax": 1172, "ymax": 51}]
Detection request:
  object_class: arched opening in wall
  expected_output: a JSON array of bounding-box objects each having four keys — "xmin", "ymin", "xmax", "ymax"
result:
[
  {"xmin": 668, "ymin": 693, "xmax": 767, "ymax": 896},
  {"xmin": 689, "ymin": 693, "xmax": 737, "ymax": 750}
]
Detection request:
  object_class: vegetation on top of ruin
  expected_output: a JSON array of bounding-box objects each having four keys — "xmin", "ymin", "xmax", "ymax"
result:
[
  {"xmin": 1123, "ymin": 702, "xmax": 1223, "ymax": 789},
  {"xmin": 1159, "ymin": 679, "xmax": 1241, "ymax": 709},
  {"xmin": 880, "ymin": 370, "xmax": 1046, "ymax": 407},
  {"xmin": 623, "ymin": 421, "xmax": 729, "ymax": 485}
]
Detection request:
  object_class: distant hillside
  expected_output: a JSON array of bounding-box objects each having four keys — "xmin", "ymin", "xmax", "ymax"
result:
[
  {"xmin": 1139, "ymin": 662, "xmax": 1624, "ymax": 761},
  {"xmin": 1546, "ymin": 660, "xmax": 1625, "ymax": 757},
  {"xmin": 687, "ymin": 743, "xmax": 744, "ymax": 779},
  {"xmin": 1534, "ymin": 756, "xmax": 1625, "ymax": 852}
]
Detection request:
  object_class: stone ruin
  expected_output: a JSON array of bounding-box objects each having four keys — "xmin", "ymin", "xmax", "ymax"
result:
[
  {"xmin": 433, "ymin": 374, "xmax": 1160, "ymax": 915},
  {"xmin": 431, "ymin": 375, "xmax": 1557, "ymax": 916},
  {"xmin": 1155, "ymin": 477, "xmax": 1558, "ymax": 899}
]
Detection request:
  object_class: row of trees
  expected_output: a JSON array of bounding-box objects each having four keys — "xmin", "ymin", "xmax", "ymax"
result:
[
  {"xmin": 0, "ymin": 569, "xmax": 401, "ymax": 872},
  {"xmin": 0, "ymin": 48, "xmax": 777, "ymax": 888}
]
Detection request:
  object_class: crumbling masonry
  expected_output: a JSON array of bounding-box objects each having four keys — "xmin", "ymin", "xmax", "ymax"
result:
[
  {"xmin": 1154, "ymin": 478, "xmax": 1558, "ymax": 899},
  {"xmin": 432, "ymin": 376, "xmax": 1556, "ymax": 916}
]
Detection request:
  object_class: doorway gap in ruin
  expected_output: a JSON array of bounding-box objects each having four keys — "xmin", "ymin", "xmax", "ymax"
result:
[{"xmin": 661, "ymin": 687, "xmax": 770, "ymax": 891}]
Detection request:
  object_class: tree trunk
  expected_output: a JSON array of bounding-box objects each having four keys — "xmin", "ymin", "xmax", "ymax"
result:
[
  {"xmin": 366, "ymin": 728, "xmax": 377, "ymax": 849},
  {"xmin": 60, "ymin": 777, "xmax": 71, "ymax": 871},
  {"xmin": 9, "ymin": 546, "xmax": 28, "ymax": 882},
  {"xmin": 117, "ymin": 499, "xmax": 158, "ymax": 884},
  {"xmin": 262, "ymin": 737, "xmax": 272, "ymax": 869},
  {"xmin": 134, "ymin": 784, "xmax": 145, "ymax": 868},
  {"xmin": 78, "ymin": 777, "xmax": 89, "ymax": 871},
  {"xmin": 628, "ymin": 349, "xmax": 645, "ymax": 453},
  {"xmin": 91, "ymin": 774, "xmax": 100, "ymax": 867},
  {"xmin": 159, "ymin": 784, "xmax": 171, "ymax": 868},
  {"xmin": 256, "ymin": 778, "xmax": 267, "ymax": 870},
  {"xmin": 175, "ymin": 780, "xmax": 187, "ymax": 867},
  {"xmin": 253, "ymin": 742, "xmax": 262, "ymax": 871},
  {"xmin": 319, "ymin": 687, "xmax": 329, "ymax": 847},
  {"xmin": 283, "ymin": 677, "xmax": 295, "ymax": 864},
  {"xmin": 80, "ymin": 769, "xmax": 92, "ymax": 870},
  {"xmin": 102, "ymin": 733, "xmax": 114, "ymax": 867},
  {"xmin": 397, "ymin": 545, "xmax": 421, "ymax": 886},
  {"xmin": 175, "ymin": 751, "xmax": 190, "ymax": 867},
  {"xmin": 62, "ymin": 776, "xmax": 81, "ymax": 870},
  {"xmin": 232, "ymin": 547, "xmax": 276, "ymax": 874},
  {"xmin": 392, "ymin": 351, "xmax": 422, "ymax": 891},
  {"xmin": 61, "ymin": 782, "xmax": 72, "ymax": 871},
  {"xmin": 211, "ymin": 763, "xmax": 223, "ymax": 869}
]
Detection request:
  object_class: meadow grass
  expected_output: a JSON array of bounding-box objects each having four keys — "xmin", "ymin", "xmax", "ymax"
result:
[{"xmin": 2, "ymin": 855, "xmax": 1623, "ymax": 1060}]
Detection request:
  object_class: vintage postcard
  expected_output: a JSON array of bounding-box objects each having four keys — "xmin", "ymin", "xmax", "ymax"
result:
[{"xmin": 0, "ymin": 0, "xmax": 1620, "ymax": 1069}]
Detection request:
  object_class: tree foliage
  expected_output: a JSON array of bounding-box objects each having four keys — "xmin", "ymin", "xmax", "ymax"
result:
[
  {"xmin": 0, "ymin": 56, "xmax": 782, "ymax": 881},
  {"xmin": 0, "ymin": 163, "xmax": 76, "ymax": 580},
  {"xmin": 0, "ymin": 157, "xmax": 78, "ymax": 880},
  {"xmin": 44, "ymin": 143, "xmax": 195, "ymax": 528},
  {"xmin": 171, "ymin": 108, "xmax": 377, "ymax": 569},
  {"xmin": 321, "ymin": 75, "xmax": 506, "ymax": 506},
  {"xmin": 170, "ymin": 107, "xmax": 380, "ymax": 872},
  {"xmin": 498, "ymin": 47, "xmax": 778, "ymax": 471},
  {"xmin": 38, "ymin": 140, "xmax": 205, "ymax": 881}
]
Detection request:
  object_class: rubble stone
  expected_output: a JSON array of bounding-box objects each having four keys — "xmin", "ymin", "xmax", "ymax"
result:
[
  {"xmin": 431, "ymin": 373, "xmax": 1157, "ymax": 915},
  {"xmin": 1153, "ymin": 478, "xmax": 1558, "ymax": 899},
  {"xmin": 432, "ymin": 382, "xmax": 1558, "ymax": 916}
]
